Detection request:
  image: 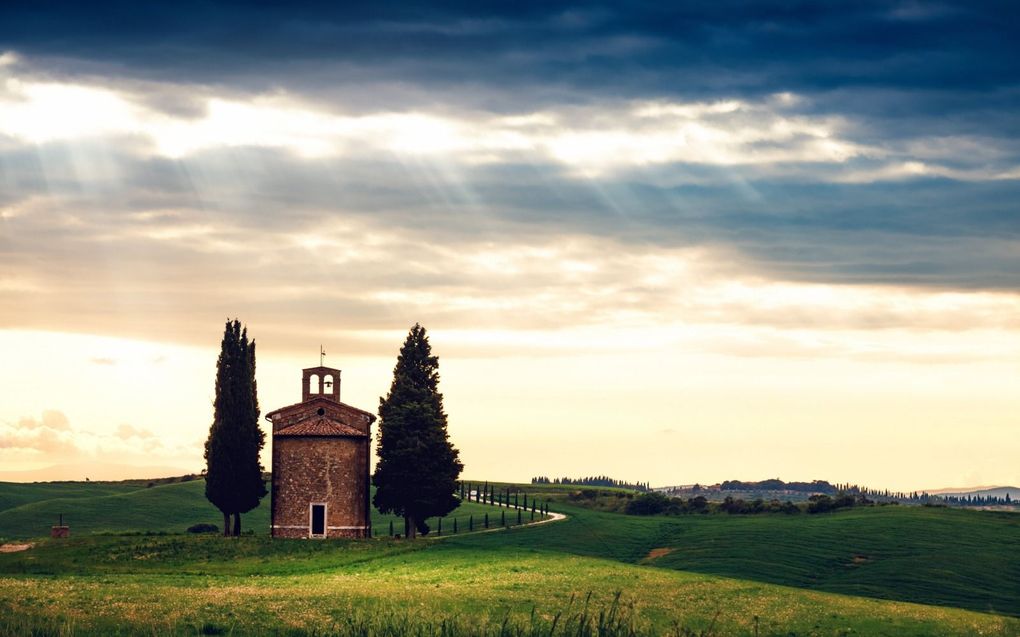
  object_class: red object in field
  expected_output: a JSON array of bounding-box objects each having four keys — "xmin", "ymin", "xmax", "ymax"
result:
[{"xmin": 51, "ymin": 513, "xmax": 70, "ymax": 538}]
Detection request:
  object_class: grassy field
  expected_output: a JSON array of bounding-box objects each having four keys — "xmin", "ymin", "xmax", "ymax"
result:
[
  {"xmin": 0, "ymin": 481, "xmax": 142, "ymax": 514},
  {"xmin": 0, "ymin": 479, "xmax": 1018, "ymax": 636},
  {"xmin": 454, "ymin": 498, "xmax": 1020, "ymax": 617},
  {"xmin": 0, "ymin": 479, "xmax": 545, "ymax": 540}
]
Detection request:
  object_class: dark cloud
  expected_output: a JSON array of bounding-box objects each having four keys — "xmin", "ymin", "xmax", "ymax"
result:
[
  {"xmin": 0, "ymin": 2, "xmax": 1018, "ymax": 341},
  {"xmin": 2, "ymin": 139, "xmax": 1018, "ymax": 294},
  {"xmin": 1, "ymin": 2, "xmax": 1017, "ymax": 109}
]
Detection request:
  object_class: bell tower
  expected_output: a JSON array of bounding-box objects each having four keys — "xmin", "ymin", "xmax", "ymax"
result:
[
  {"xmin": 267, "ymin": 352, "xmax": 376, "ymax": 539},
  {"xmin": 302, "ymin": 366, "xmax": 341, "ymax": 402}
]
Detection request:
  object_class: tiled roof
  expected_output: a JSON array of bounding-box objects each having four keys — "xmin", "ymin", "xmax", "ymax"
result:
[
  {"xmin": 265, "ymin": 397, "xmax": 376, "ymax": 423},
  {"xmin": 275, "ymin": 418, "xmax": 367, "ymax": 437}
]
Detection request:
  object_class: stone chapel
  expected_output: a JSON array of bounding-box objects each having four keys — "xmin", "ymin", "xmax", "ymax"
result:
[{"xmin": 265, "ymin": 365, "xmax": 375, "ymax": 538}]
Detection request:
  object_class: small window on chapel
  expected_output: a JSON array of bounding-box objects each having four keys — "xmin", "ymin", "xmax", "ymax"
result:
[{"xmin": 317, "ymin": 408, "xmax": 325, "ymax": 416}]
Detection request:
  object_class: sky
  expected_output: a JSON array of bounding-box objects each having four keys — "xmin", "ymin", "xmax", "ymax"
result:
[{"xmin": 0, "ymin": 1, "xmax": 1018, "ymax": 491}]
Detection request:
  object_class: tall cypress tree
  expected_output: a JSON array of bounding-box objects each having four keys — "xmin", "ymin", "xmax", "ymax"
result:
[
  {"xmin": 372, "ymin": 324, "xmax": 463, "ymax": 539},
  {"xmin": 204, "ymin": 319, "xmax": 267, "ymax": 536}
]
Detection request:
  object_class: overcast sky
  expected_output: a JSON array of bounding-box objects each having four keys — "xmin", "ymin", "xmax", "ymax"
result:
[{"xmin": 1, "ymin": 1, "xmax": 1018, "ymax": 489}]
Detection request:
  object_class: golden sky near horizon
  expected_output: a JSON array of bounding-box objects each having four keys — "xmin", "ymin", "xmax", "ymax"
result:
[{"xmin": 1, "ymin": 34, "xmax": 1019, "ymax": 493}]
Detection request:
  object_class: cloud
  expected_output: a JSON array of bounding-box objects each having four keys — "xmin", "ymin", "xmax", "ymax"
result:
[
  {"xmin": 17, "ymin": 410, "xmax": 70, "ymax": 431},
  {"xmin": 0, "ymin": 411, "xmax": 177, "ymax": 468},
  {"xmin": 1, "ymin": 3, "xmax": 1016, "ymax": 101},
  {"xmin": 0, "ymin": 75, "xmax": 875, "ymax": 171},
  {"xmin": 115, "ymin": 424, "xmax": 156, "ymax": 440},
  {"xmin": 3, "ymin": 410, "xmax": 77, "ymax": 456},
  {"xmin": 0, "ymin": 4, "xmax": 1017, "ymax": 358}
]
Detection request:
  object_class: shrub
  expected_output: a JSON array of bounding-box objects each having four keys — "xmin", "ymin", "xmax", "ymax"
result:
[
  {"xmin": 807, "ymin": 495, "xmax": 833, "ymax": 514},
  {"xmin": 186, "ymin": 523, "xmax": 219, "ymax": 534},
  {"xmin": 625, "ymin": 492, "xmax": 671, "ymax": 515}
]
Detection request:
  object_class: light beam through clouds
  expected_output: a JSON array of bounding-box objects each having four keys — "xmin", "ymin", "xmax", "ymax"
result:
[
  {"xmin": 5, "ymin": 66, "xmax": 1015, "ymax": 180},
  {"xmin": 1, "ymin": 0, "xmax": 1018, "ymax": 491}
]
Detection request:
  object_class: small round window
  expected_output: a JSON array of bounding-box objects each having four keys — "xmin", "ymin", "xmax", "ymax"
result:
[{"xmin": 317, "ymin": 408, "xmax": 325, "ymax": 416}]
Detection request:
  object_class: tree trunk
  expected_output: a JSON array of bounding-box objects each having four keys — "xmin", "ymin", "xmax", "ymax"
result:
[
  {"xmin": 233, "ymin": 512, "xmax": 241, "ymax": 536},
  {"xmin": 404, "ymin": 515, "xmax": 417, "ymax": 540},
  {"xmin": 223, "ymin": 512, "xmax": 231, "ymax": 537}
]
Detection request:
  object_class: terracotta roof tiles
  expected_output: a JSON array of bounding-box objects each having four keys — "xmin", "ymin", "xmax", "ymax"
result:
[{"xmin": 274, "ymin": 418, "xmax": 366, "ymax": 437}]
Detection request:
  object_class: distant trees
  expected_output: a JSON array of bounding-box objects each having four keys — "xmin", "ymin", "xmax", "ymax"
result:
[
  {"xmin": 624, "ymin": 492, "xmax": 672, "ymax": 515},
  {"xmin": 657, "ymin": 478, "xmax": 1018, "ymax": 510},
  {"xmin": 531, "ymin": 476, "xmax": 650, "ymax": 491},
  {"xmin": 623, "ymin": 491, "xmax": 803, "ymax": 516},
  {"xmin": 204, "ymin": 319, "xmax": 267, "ymax": 537},
  {"xmin": 373, "ymin": 324, "xmax": 463, "ymax": 539},
  {"xmin": 720, "ymin": 479, "xmax": 837, "ymax": 494},
  {"xmin": 620, "ymin": 490, "xmax": 883, "ymax": 517}
]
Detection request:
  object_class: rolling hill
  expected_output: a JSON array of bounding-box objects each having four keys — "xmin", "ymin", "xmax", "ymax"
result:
[{"xmin": 0, "ymin": 478, "xmax": 1018, "ymax": 636}]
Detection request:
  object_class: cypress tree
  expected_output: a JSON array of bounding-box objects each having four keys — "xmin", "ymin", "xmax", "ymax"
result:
[
  {"xmin": 204, "ymin": 319, "xmax": 267, "ymax": 537},
  {"xmin": 372, "ymin": 324, "xmax": 464, "ymax": 540},
  {"xmin": 469, "ymin": 515, "xmax": 474, "ymax": 531}
]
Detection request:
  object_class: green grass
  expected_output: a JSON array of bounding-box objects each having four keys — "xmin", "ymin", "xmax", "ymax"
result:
[
  {"xmin": 1, "ymin": 479, "xmax": 1018, "ymax": 636},
  {"xmin": 0, "ymin": 481, "xmax": 143, "ymax": 515},
  {"xmin": 1, "ymin": 533, "xmax": 1017, "ymax": 636},
  {"xmin": 0, "ymin": 480, "xmax": 541, "ymax": 541},
  {"xmin": 453, "ymin": 500, "xmax": 1020, "ymax": 617}
]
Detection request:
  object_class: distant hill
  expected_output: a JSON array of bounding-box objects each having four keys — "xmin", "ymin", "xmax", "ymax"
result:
[
  {"xmin": 927, "ymin": 486, "xmax": 1019, "ymax": 499},
  {"xmin": 0, "ymin": 463, "xmax": 194, "ymax": 483}
]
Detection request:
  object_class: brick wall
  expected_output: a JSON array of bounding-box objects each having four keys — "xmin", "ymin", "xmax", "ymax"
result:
[{"xmin": 271, "ymin": 436, "xmax": 369, "ymax": 539}]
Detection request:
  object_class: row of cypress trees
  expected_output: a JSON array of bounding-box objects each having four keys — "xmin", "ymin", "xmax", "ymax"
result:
[
  {"xmin": 383, "ymin": 503, "xmax": 547, "ymax": 538},
  {"xmin": 460, "ymin": 482, "xmax": 549, "ymax": 514}
]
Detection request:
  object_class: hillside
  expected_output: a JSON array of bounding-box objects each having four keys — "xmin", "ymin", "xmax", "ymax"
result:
[
  {"xmin": 1, "ymin": 479, "xmax": 1018, "ymax": 635},
  {"xmin": 0, "ymin": 481, "xmax": 142, "ymax": 515},
  {"xmin": 929, "ymin": 486, "xmax": 1020, "ymax": 500},
  {"xmin": 3, "ymin": 532, "xmax": 1016, "ymax": 636},
  {"xmin": 0, "ymin": 479, "xmax": 539, "ymax": 540}
]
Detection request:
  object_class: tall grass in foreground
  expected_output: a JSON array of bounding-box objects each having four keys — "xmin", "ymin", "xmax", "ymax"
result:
[{"xmin": 0, "ymin": 592, "xmax": 725, "ymax": 637}]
